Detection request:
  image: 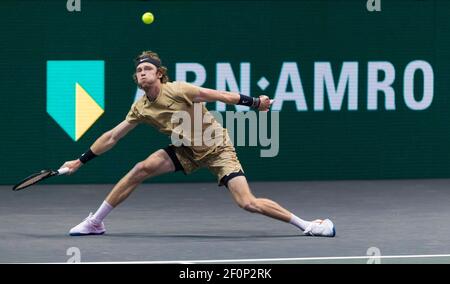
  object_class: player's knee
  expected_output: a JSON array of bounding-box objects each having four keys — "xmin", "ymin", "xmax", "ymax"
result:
[
  {"xmin": 241, "ymin": 199, "xmax": 260, "ymax": 213},
  {"xmin": 131, "ymin": 161, "xmax": 156, "ymax": 181}
]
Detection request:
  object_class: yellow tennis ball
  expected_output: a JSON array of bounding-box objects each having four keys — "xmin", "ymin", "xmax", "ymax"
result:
[{"xmin": 142, "ymin": 12, "xmax": 154, "ymax": 24}]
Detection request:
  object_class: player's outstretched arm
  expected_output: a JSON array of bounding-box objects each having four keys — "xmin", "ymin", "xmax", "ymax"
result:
[
  {"xmin": 194, "ymin": 87, "xmax": 274, "ymax": 111},
  {"xmin": 60, "ymin": 120, "xmax": 137, "ymax": 174}
]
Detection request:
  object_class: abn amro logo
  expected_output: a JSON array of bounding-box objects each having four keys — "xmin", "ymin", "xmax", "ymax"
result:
[{"xmin": 47, "ymin": 60, "xmax": 104, "ymax": 141}]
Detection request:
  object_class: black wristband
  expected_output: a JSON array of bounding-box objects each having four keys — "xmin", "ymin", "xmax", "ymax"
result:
[
  {"xmin": 79, "ymin": 149, "xmax": 97, "ymax": 164},
  {"xmin": 238, "ymin": 94, "xmax": 260, "ymax": 109},
  {"xmin": 252, "ymin": 97, "xmax": 261, "ymax": 109}
]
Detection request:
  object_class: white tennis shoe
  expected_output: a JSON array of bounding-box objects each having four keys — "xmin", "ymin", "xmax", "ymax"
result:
[
  {"xmin": 69, "ymin": 213, "xmax": 106, "ymax": 236},
  {"xmin": 303, "ymin": 219, "xmax": 336, "ymax": 237}
]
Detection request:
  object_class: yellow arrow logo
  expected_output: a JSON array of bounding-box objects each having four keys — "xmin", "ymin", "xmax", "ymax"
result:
[{"xmin": 75, "ymin": 83, "xmax": 104, "ymax": 141}]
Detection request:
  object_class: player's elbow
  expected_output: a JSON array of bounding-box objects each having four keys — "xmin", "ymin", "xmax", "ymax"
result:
[
  {"xmin": 195, "ymin": 88, "xmax": 221, "ymax": 103},
  {"xmin": 103, "ymin": 130, "xmax": 119, "ymax": 147},
  {"xmin": 194, "ymin": 92, "xmax": 213, "ymax": 103}
]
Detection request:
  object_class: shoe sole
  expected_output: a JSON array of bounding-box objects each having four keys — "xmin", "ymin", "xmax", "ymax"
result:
[{"xmin": 69, "ymin": 232, "xmax": 105, "ymax": 236}]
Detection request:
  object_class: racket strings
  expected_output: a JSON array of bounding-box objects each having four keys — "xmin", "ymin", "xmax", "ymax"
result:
[{"xmin": 14, "ymin": 171, "xmax": 51, "ymax": 190}]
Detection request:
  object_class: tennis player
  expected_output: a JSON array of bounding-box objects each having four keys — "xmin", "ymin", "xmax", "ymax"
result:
[{"xmin": 62, "ymin": 51, "xmax": 335, "ymax": 237}]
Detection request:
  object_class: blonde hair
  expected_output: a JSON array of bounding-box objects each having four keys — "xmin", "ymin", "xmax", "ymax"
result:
[{"xmin": 133, "ymin": 51, "xmax": 169, "ymax": 85}]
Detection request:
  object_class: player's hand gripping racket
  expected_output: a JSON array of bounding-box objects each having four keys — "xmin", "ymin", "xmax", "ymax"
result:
[{"xmin": 12, "ymin": 167, "xmax": 70, "ymax": 191}]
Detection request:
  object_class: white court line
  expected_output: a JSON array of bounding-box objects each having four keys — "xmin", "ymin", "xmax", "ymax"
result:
[{"xmin": 60, "ymin": 254, "xmax": 450, "ymax": 264}]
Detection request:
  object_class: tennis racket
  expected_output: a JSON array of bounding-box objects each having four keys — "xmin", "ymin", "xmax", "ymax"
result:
[{"xmin": 12, "ymin": 167, "xmax": 70, "ymax": 191}]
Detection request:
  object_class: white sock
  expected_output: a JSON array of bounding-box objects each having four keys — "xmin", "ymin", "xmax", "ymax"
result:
[
  {"xmin": 289, "ymin": 214, "xmax": 311, "ymax": 231},
  {"xmin": 92, "ymin": 201, "xmax": 113, "ymax": 224}
]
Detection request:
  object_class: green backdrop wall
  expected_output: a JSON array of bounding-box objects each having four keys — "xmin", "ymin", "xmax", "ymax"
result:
[{"xmin": 1, "ymin": 0, "xmax": 449, "ymax": 184}]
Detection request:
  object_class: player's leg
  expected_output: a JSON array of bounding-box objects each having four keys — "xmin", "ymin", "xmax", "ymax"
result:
[
  {"xmin": 69, "ymin": 147, "xmax": 180, "ymax": 236},
  {"xmin": 204, "ymin": 136, "xmax": 333, "ymax": 237},
  {"xmin": 105, "ymin": 149, "xmax": 176, "ymax": 207},
  {"xmin": 226, "ymin": 175, "xmax": 291, "ymax": 222},
  {"xmin": 226, "ymin": 175, "xmax": 335, "ymax": 237}
]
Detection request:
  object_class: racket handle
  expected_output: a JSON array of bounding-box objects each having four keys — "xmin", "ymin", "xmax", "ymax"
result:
[{"xmin": 57, "ymin": 167, "xmax": 70, "ymax": 175}]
